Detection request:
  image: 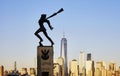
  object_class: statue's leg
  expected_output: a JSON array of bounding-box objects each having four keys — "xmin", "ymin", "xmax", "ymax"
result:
[
  {"xmin": 43, "ymin": 31, "xmax": 54, "ymax": 46},
  {"xmin": 34, "ymin": 29, "xmax": 43, "ymax": 46}
]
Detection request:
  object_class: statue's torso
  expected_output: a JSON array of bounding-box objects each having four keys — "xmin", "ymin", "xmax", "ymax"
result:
[{"xmin": 38, "ymin": 19, "xmax": 46, "ymax": 31}]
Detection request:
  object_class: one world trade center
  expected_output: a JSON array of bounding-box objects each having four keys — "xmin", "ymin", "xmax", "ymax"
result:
[{"xmin": 60, "ymin": 35, "xmax": 68, "ymax": 76}]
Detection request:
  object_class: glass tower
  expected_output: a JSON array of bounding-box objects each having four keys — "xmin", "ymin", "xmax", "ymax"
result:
[{"xmin": 60, "ymin": 36, "xmax": 68, "ymax": 76}]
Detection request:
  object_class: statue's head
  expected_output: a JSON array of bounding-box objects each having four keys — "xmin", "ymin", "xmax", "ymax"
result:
[{"xmin": 41, "ymin": 14, "xmax": 46, "ymax": 19}]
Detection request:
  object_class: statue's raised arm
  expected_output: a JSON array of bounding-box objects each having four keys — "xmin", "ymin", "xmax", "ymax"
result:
[{"xmin": 46, "ymin": 8, "xmax": 64, "ymax": 19}]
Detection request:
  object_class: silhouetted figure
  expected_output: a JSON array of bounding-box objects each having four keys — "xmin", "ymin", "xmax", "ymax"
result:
[
  {"xmin": 34, "ymin": 14, "xmax": 54, "ymax": 46},
  {"xmin": 34, "ymin": 8, "xmax": 64, "ymax": 46}
]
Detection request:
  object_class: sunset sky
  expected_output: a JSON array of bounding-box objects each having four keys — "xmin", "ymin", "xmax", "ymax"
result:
[{"xmin": 0, "ymin": 0, "xmax": 120, "ymax": 70}]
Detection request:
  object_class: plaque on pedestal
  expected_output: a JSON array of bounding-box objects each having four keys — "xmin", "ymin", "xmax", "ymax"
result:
[{"xmin": 37, "ymin": 46, "xmax": 53, "ymax": 76}]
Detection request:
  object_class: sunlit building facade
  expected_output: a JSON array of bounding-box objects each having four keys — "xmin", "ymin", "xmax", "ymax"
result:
[
  {"xmin": 0, "ymin": 65, "xmax": 4, "ymax": 76},
  {"xmin": 29, "ymin": 68, "xmax": 36, "ymax": 76},
  {"xmin": 109, "ymin": 62, "xmax": 116, "ymax": 71},
  {"xmin": 86, "ymin": 53, "xmax": 94, "ymax": 76},
  {"xmin": 79, "ymin": 51, "xmax": 85, "ymax": 76},
  {"xmin": 95, "ymin": 61, "xmax": 106, "ymax": 76},
  {"xmin": 56, "ymin": 57, "xmax": 65, "ymax": 76},
  {"xmin": 54, "ymin": 63, "xmax": 61, "ymax": 76},
  {"xmin": 108, "ymin": 62, "xmax": 116, "ymax": 76},
  {"xmin": 86, "ymin": 61, "xmax": 94, "ymax": 76},
  {"xmin": 106, "ymin": 70, "xmax": 112, "ymax": 76},
  {"xmin": 69, "ymin": 59, "xmax": 78, "ymax": 76},
  {"xmin": 21, "ymin": 68, "xmax": 28, "ymax": 75},
  {"xmin": 118, "ymin": 66, "xmax": 120, "ymax": 76},
  {"xmin": 95, "ymin": 68, "xmax": 101, "ymax": 76}
]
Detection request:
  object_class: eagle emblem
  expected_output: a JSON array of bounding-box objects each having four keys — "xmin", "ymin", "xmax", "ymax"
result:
[{"xmin": 41, "ymin": 50, "xmax": 49, "ymax": 60}]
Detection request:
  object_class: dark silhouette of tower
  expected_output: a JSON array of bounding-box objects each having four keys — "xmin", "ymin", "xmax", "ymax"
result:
[
  {"xmin": 14, "ymin": 61, "xmax": 17, "ymax": 71},
  {"xmin": 60, "ymin": 35, "xmax": 68, "ymax": 76}
]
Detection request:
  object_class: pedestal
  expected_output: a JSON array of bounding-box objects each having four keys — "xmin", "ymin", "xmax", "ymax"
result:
[{"xmin": 37, "ymin": 46, "xmax": 53, "ymax": 76}]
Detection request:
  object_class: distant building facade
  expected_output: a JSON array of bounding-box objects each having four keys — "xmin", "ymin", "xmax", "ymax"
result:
[
  {"xmin": 86, "ymin": 60, "xmax": 94, "ymax": 76},
  {"xmin": 57, "ymin": 57, "xmax": 65, "ymax": 76},
  {"xmin": 29, "ymin": 68, "xmax": 36, "ymax": 76},
  {"xmin": 69, "ymin": 59, "xmax": 79, "ymax": 76},
  {"xmin": 79, "ymin": 51, "xmax": 85, "ymax": 76},
  {"xmin": 107, "ymin": 62, "xmax": 116, "ymax": 76},
  {"xmin": 0, "ymin": 65, "xmax": 4, "ymax": 76},
  {"xmin": 21, "ymin": 68, "xmax": 28, "ymax": 76},
  {"xmin": 95, "ymin": 61, "xmax": 106, "ymax": 76},
  {"xmin": 86, "ymin": 53, "xmax": 94, "ymax": 76},
  {"xmin": 53, "ymin": 63, "xmax": 61, "ymax": 76}
]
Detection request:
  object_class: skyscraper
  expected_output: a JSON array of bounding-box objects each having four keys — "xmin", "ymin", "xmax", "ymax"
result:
[
  {"xmin": 79, "ymin": 51, "xmax": 85, "ymax": 76},
  {"xmin": 86, "ymin": 53, "xmax": 94, "ymax": 76},
  {"xmin": 60, "ymin": 36, "xmax": 68, "ymax": 76},
  {"xmin": 86, "ymin": 61, "xmax": 94, "ymax": 76}
]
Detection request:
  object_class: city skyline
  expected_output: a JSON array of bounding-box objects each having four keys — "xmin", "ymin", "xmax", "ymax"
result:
[
  {"xmin": 0, "ymin": 0, "xmax": 120, "ymax": 70},
  {"xmin": 1, "ymin": 52, "xmax": 120, "ymax": 76}
]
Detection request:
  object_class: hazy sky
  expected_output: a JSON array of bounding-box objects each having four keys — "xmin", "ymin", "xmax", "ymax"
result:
[{"xmin": 0, "ymin": 0, "xmax": 120, "ymax": 70}]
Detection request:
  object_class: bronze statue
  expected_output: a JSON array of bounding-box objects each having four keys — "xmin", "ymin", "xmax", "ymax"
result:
[{"xmin": 35, "ymin": 8, "xmax": 64, "ymax": 46}]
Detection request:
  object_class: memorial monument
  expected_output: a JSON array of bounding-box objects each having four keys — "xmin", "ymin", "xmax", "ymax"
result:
[{"xmin": 34, "ymin": 8, "xmax": 64, "ymax": 76}]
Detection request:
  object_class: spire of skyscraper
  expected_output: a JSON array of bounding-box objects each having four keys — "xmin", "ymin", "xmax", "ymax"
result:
[{"xmin": 62, "ymin": 29, "xmax": 65, "ymax": 38}]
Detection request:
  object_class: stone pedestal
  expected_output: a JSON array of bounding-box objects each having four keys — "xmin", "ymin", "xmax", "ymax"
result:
[{"xmin": 37, "ymin": 46, "xmax": 53, "ymax": 76}]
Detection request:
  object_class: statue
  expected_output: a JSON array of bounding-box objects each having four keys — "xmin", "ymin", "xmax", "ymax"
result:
[{"xmin": 35, "ymin": 8, "xmax": 64, "ymax": 46}]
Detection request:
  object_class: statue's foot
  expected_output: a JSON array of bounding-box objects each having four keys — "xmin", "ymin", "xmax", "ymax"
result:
[
  {"xmin": 51, "ymin": 42, "xmax": 54, "ymax": 46},
  {"xmin": 39, "ymin": 42, "xmax": 43, "ymax": 46},
  {"xmin": 40, "ymin": 39, "xmax": 43, "ymax": 42}
]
